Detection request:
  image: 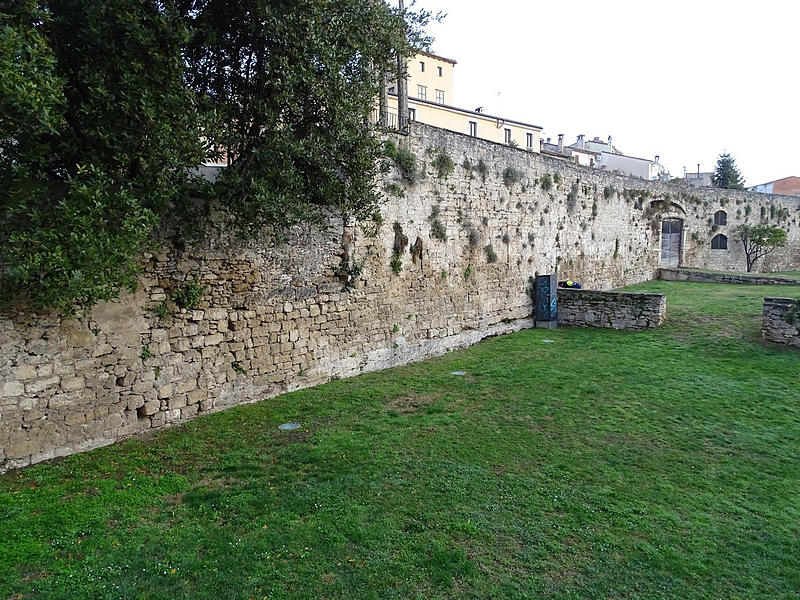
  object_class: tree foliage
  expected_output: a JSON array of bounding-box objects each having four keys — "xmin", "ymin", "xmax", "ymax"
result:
[
  {"xmin": 1, "ymin": 0, "xmax": 207, "ymax": 312},
  {"xmin": 733, "ymin": 224, "xmax": 787, "ymax": 272},
  {"xmin": 1, "ymin": 0, "xmax": 431, "ymax": 312},
  {"xmin": 712, "ymin": 153, "xmax": 745, "ymax": 190}
]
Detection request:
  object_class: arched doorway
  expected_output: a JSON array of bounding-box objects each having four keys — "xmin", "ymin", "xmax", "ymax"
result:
[{"xmin": 660, "ymin": 219, "xmax": 683, "ymax": 267}]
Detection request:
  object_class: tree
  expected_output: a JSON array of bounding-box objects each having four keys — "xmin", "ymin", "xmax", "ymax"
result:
[
  {"xmin": 178, "ymin": 0, "xmax": 430, "ymax": 236},
  {"xmin": 1, "ymin": 0, "xmax": 207, "ymax": 312},
  {"xmin": 733, "ymin": 224, "xmax": 788, "ymax": 272},
  {"xmin": 1, "ymin": 0, "xmax": 432, "ymax": 312},
  {"xmin": 712, "ymin": 152, "xmax": 746, "ymax": 189}
]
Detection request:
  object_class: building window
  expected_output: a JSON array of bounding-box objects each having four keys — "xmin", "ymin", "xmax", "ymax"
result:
[
  {"xmin": 437, "ymin": 66, "xmax": 443, "ymax": 77},
  {"xmin": 435, "ymin": 89, "xmax": 445, "ymax": 104},
  {"xmin": 408, "ymin": 107, "xmax": 416, "ymax": 121},
  {"xmin": 526, "ymin": 133, "xmax": 533, "ymax": 148},
  {"xmin": 469, "ymin": 121, "xmax": 477, "ymax": 137},
  {"xmin": 388, "ymin": 85, "xmax": 395, "ymax": 94},
  {"xmin": 711, "ymin": 234, "xmax": 728, "ymax": 250},
  {"xmin": 417, "ymin": 85, "xmax": 427, "ymax": 100},
  {"xmin": 714, "ymin": 210, "xmax": 727, "ymax": 226},
  {"xmin": 504, "ymin": 128, "xmax": 512, "ymax": 144},
  {"xmin": 420, "ymin": 61, "xmax": 425, "ymax": 72}
]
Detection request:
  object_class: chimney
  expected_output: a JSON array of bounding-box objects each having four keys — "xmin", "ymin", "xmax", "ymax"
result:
[
  {"xmin": 546, "ymin": 137, "xmax": 551, "ymax": 144},
  {"xmin": 557, "ymin": 134, "xmax": 564, "ymax": 153},
  {"xmin": 655, "ymin": 155, "xmax": 660, "ymax": 164},
  {"xmin": 607, "ymin": 135, "xmax": 613, "ymax": 150},
  {"xmin": 577, "ymin": 134, "xmax": 585, "ymax": 150}
]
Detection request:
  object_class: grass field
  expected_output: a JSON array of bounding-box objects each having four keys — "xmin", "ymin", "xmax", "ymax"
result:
[{"xmin": 2, "ymin": 280, "xmax": 799, "ymax": 599}]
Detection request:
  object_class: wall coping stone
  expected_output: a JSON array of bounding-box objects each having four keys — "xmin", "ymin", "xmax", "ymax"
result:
[{"xmin": 660, "ymin": 268, "xmax": 800, "ymax": 286}]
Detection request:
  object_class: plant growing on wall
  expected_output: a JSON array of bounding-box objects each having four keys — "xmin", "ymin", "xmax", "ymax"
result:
[
  {"xmin": 390, "ymin": 252, "xmax": 403, "ymax": 275},
  {"xmin": 430, "ymin": 220, "xmax": 447, "ymax": 241},
  {"xmin": 484, "ymin": 244, "xmax": 498, "ymax": 263},
  {"xmin": 566, "ymin": 182, "xmax": 579, "ymax": 212},
  {"xmin": 461, "ymin": 158, "xmax": 474, "ymax": 179},
  {"xmin": 502, "ymin": 167, "xmax": 523, "ymax": 189},
  {"xmin": 384, "ymin": 142, "xmax": 418, "ymax": 183},
  {"xmin": 733, "ymin": 224, "xmax": 788, "ymax": 272},
  {"xmin": 432, "ymin": 150, "xmax": 455, "ymax": 179},
  {"xmin": 476, "ymin": 158, "xmax": 489, "ymax": 182},
  {"xmin": 540, "ymin": 174, "xmax": 553, "ymax": 191},
  {"xmin": 173, "ymin": 280, "xmax": 205, "ymax": 309},
  {"xmin": 331, "ymin": 259, "xmax": 363, "ymax": 290}
]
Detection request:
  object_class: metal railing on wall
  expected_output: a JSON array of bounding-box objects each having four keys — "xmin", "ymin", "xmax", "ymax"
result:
[{"xmin": 370, "ymin": 107, "xmax": 409, "ymax": 134}]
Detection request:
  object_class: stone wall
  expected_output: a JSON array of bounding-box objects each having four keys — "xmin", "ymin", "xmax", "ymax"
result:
[
  {"xmin": 659, "ymin": 268, "xmax": 799, "ymax": 285},
  {"xmin": 2, "ymin": 122, "xmax": 800, "ymax": 471},
  {"xmin": 557, "ymin": 289, "xmax": 666, "ymax": 330},
  {"xmin": 762, "ymin": 298, "xmax": 800, "ymax": 348}
]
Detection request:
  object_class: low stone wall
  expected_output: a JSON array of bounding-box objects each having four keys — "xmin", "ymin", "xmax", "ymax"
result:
[
  {"xmin": 762, "ymin": 298, "xmax": 800, "ymax": 348},
  {"xmin": 659, "ymin": 268, "xmax": 799, "ymax": 286},
  {"xmin": 557, "ymin": 289, "xmax": 666, "ymax": 330}
]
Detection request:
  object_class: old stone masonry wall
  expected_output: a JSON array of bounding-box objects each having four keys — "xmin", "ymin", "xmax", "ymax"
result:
[
  {"xmin": 762, "ymin": 298, "xmax": 800, "ymax": 348},
  {"xmin": 2, "ymin": 123, "xmax": 800, "ymax": 470}
]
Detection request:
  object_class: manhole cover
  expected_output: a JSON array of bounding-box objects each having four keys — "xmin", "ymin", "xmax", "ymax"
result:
[{"xmin": 278, "ymin": 423, "xmax": 301, "ymax": 431}]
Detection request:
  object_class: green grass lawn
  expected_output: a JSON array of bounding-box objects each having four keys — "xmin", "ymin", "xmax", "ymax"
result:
[{"xmin": 2, "ymin": 281, "xmax": 799, "ymax": 599}]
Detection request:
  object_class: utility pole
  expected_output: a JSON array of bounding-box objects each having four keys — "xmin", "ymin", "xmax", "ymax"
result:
[{"xmin": 396, "ymin": 0, "xmax": 409, "ymax": 132}]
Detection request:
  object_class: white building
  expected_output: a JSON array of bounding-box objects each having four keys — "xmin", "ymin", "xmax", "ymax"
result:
[{"xmin": 570, "ymin": 134, "xmax": 667, "ymax": 180}]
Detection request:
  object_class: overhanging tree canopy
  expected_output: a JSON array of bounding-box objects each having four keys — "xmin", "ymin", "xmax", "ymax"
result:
[{"xmin": 0, "ymin": 0, "xmax": 431, "ymax": 312}]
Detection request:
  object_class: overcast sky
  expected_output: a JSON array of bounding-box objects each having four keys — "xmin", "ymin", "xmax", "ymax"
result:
[{"xmin": 403, "ymin": 0, "xmax": 799, "ymax": 185}]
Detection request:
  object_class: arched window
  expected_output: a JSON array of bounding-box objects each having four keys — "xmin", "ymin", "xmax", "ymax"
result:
[
  {"xmin": 711, "ymin": 234, "xmax": 728, "ymax": 250},
  {"xmin": 714, "ymin": 210, "xmax": 727, "ymax": 226}
]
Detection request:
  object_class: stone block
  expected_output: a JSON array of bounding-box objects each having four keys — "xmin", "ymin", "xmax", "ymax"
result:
[
  {"xmin": 13, "ymin": 365, "xmax": 37, "ymax": 380},
  {"xmin": 1, "ymin": 381, "xmax": 24, "ymax": 398},
  {"xmin": 25, "ymin": 376, "xmax": 61, "ymax": 395},
  {"xmin": 61, "ymin": 375, "xmax": 86, "ymax": 392}
]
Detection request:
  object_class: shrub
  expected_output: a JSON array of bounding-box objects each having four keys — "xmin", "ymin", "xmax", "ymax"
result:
[
  {"xmin": 540, "ymin": 173, "xmax": 553, "ymax": 191},
  {"xmin": 484, "ymin": 244, "xmax": 498, "ymax": 263}
]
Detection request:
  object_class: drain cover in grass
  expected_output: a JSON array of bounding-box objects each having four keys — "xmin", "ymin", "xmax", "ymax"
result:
[
  {"xmin": 450, "ymin": 371, "xmax": 467, "ymax": 376},
  {"xmin": 278, "ymin": 423, "xmax": 301, "ymax": 431}
]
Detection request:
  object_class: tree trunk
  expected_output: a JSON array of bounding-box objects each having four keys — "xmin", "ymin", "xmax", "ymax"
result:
[
  {"xmin": 396, "ymin": 0, "xmax": 408, "ymax": 132},
  {"xmin": 379, "ymin": 70, "xmax": 388, "ymax": 128}
]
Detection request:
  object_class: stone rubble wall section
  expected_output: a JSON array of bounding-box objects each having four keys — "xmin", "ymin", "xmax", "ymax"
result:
[
  {"xmin": 557, "ymin": 289, "xmax": 666, "ymax": 330},
  {"xmin": 762, "ymin": 298, "xmax": 800, "ymax": 348},
  {"xmin": 660, "ymin": 268, "xmax": 799, "ymax": 286},
  {"xmin": 2, "ymin": 122, "xmax": 800, "ymax": 471}
]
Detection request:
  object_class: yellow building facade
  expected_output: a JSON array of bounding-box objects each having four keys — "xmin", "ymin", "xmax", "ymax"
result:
[{"xmin": 385, "ymin": 52, "xmax": 542, "ymax": 151}]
